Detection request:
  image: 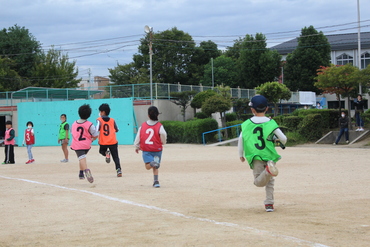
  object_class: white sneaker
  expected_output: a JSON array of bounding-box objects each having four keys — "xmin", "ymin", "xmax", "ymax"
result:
[
  {"xmin": 360, "ymin": 128, "xmax": 364, "ymax": 131},
  {"xmin": 60, "ymin": 159, "xmax": 68, "ymax": 163},
  {"xmin": 266, "ymin": 160, "xmax": 278, "ymax": 176},
  {"xmin": 346, "ymin": 140, "xmax": 349, "ymax": 144},
  {"xmin": 333, "ymin": 143, "xmax": 337, "ymax": 145},
  {"xmin": 356, "ymin": 128, "xmax": 360, "ymax": 131}
]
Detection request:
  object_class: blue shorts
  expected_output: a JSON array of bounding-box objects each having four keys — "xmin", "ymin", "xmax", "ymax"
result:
[{"xmin": 142, "ymin": 151, "xmax": 162, "ymax": 164}]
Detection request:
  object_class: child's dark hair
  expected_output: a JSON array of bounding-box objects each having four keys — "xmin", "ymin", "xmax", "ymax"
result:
[
  {"xmin": 99, "ymin": 103, "xmax": 110, "ymax": 116},
  {"xmin": 148, "ymin": 106, "xmax": 159, "ymax": 121},
  {"xmin": 78, "ymin": 104, "xmax": 92, "ymax": 120},
  {"xmin": 60, "ymin": 114, "xmax": 67, "ymax": 118},
  {"xmin": 26, "ymin": 121, "xmax": 34, "ymax": 127}
]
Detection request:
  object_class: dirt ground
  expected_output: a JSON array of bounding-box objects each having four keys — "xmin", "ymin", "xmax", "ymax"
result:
[{"xmin": 0, "ymin": 143, "xmax": 369, "ymax": 247}]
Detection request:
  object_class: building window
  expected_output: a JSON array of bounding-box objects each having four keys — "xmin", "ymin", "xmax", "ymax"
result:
[
  {"xmin": 336, "ymin": 53, "xmax": 353, "ymax": 65},
  {"xmin": 361, "ymin": 52, "xmax": 370, "ymax": 69},
  {"xmin": 328, "ymin": 101, "xmax": 345, "ymax": 109}
]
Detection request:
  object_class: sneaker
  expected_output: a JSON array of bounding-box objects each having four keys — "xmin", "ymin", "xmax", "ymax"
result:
[
  {"xmin": 2, "ymin": 162, "xmax": 8, "ymax": 165},
  {"xmin": 25, "ymin": 160, "xmax": 32, "ymax": 164},
  {"xmin": 79, "ymin": 173, "xmax": 85, "ymax": 180},
  {"xmin": 153, "ymin": 181, "xmax": 160, "ymax": 188},
  {"xmin": 84, "ymin": 169, "xmax": 94, "ymax": 183},
  {"xmin": 266, "ymin": 160, "xmax": 278, "ymax": 176},
  {"xmin": 356, "ymin": 128, "xmax": 360, "ymax": 131},
  {"xmin": 346, "ymin": 140, "xmax": 349, "ymax": 144},
  {"xmin": 116, "ymin": 168, "xmax": 122, "ymax": 177},
  {"xmin": 265, "ymin": 204, "xmax": 274, "ymax": 212},
  {"xmin": 150, "ymin": 156, "xmax": 160, "ymax": 169},
  {"xmin": 30, "ymin": 159, "xmax": 35, "ymax": 163},
  {"xmin": 105, "ymin": 151, "xmax": 111, "ymax": 163},
  {"xmin": 333, "ymin": 143, "xmax": 337, "ymax": 145},
  {"xmin": 60, "ymin": 159, "xmax": 69, "ymax": 163},
  {"xmin": 359, "ymin": 128, "xmax": 364, "ymax": 131}
]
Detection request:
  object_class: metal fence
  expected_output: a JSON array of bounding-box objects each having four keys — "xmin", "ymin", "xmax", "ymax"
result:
[{"xmin": 0, "ymin": 83, "xmax": 301, "ymax": 106}]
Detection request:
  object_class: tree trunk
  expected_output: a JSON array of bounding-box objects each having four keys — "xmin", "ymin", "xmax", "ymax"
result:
[
  {"xmin": 274, "ymin": 102, "xmax": 278, "ymax": 117},
  {"xmin": 220, "ymin": 112, "xmax": 228, "ymax": 140},
  {"xmin": 347, "ymin": 96, "xmax": 352, "ymax": 130}
]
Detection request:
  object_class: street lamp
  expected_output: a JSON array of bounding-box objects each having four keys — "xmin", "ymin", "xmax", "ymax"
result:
[
  {"xmin": 357, "ymin": 0, "xmax": 362, "ymax": 94},
  {"xmin": 144, "ymin": 25, "xmax": 153, "ymax": 105}
]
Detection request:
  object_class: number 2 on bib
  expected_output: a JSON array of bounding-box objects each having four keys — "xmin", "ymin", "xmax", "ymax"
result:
[{"xmin": 145, "ymin": 128, "xmax": 154, "ymax": 144}]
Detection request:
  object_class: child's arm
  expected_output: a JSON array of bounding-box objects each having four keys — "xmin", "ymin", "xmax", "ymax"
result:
[
  {"xmin": 238, "ymin": 132, "xmax": 245, "ymax": 162},
  {"xmin": 7, "ymin": 129, "xmax": 15, "ymax": 141},
  {"xmin": 134, "ymin": 127, "xmax": 141, "ymax": 153},
  {"xmin": 89, "ymin": 124, "xmax": 99, "ymax": 141},
  {"xmin": 273, "ymin": 128, "xmax": 287, "ymax": 145},
  {"xmin": 114, "ymin": 121, "xmax": 119, "ymax": 133},
  {"xmin": 159, "ymin": 125, "xmax": 167, "ymax": 145}
]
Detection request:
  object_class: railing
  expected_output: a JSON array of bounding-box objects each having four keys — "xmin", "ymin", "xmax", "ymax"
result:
[
  {"xmin": 202, "ymin": 124, "xmax": 242, "ymax": 145},
  {"xmin": 0, "ymin": 83, "xmax": 302, "ymax": 106}
]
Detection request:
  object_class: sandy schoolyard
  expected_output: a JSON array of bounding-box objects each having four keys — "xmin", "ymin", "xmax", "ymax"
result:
[{"xmin": 0, "ymin": 143, "xmax": 369, "ymax": 247}]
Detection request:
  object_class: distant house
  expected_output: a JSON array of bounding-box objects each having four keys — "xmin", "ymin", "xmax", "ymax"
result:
[{"xmin": 271, "ymin": 32, "xmax": 370, "ymax": 111}]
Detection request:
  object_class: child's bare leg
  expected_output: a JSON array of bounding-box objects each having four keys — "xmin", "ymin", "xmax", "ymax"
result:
[
  {"xmin": 152, "ymin": 167, "xmax": 158, "ymax": 176},
  {"xmin": 145, "ymin": 162, "xmax": 152, "ymax": 170},
  {"xmin": 79, "ymin": 157, "xmax": 87, "ymax": 171},
  {"xmin": 62, "ymin": 142, "xmax": 69, "ymax": 159}
]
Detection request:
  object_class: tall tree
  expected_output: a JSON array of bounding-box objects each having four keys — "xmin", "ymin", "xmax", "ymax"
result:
[
  {"xmin": 0, "ymin": 25, "xmax": 41, "ymax": 78},
  {"xmin": 255, "ymin": 81, "xmax": 291, "ymax": 117},
  {"xmin": 134, "ymin": 27, "xmax": 196, "ymax": 84},
  {"xmin": 284, "ymin": 26, "xmax": 331, "ymax": 93},
  {"xmin": 170, "ymin": 91, "xmax": 197, "ymax": 121},
  {"xmin": 32, "ymin": 47, "xmax": 81, "ymax": 88},
  {"xmin": 237, "ymin": 33, "xmax": 282, "ymax": 89},
  {"xmin": 0, "ymin": 57, "xmax": 26, "ymax": 91},
  {"xmin": 200, "ymin": 55, "xmax": 238, "ymax": 87},
  {"xmin": 108, "ymin": 62, "xmax": 148, "ymax": 84},
  {"xmin": 190, "ymin": 89, "xmax": 217, "ymax": 114}
]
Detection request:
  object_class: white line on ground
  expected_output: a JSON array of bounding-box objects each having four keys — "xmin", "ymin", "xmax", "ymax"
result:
[{"xmin": 0, "ymin": 175, "xmax": 330, "ymax": 247}]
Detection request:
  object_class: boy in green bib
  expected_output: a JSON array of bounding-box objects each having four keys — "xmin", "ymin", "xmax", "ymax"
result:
[
  {"xmin": 238, "ymin": 95, "xmax": 287, "ymax": 212},
  {"xmin": 58, "ymin": 114, "xmax": 70, "ymax": 163}
]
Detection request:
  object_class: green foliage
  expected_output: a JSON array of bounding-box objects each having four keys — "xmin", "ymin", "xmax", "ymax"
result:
[
  {"xmin": 190, "ymin": 90, "xmax": 217, "ymax": 109},
  {"xmin": 161, "ymin": 118, "xmax": 218, "ymax": 143},
  {"xmin": 170, "ymin": 90, "xmax": 197, "ymax": 121},
  {"xmin": 255, "ymin": 81, "xmax": 291, "ymax": 116},
  {"xmin": 292, "ymin": 108, "xmax": 343, "ymax": 129},
  {"xmin": 32, "ymin": 47, "xmax": 81, "ymax": 88},
  {"xmin": 283, "ymin": 116, "xmax": 303, "ymax": 131},
  {"xmin": 0, "ymin": 25, "xmax": 41, "ymax": 78},
  {"xmin": 298, "ymin": 114, "xmax": 324, "ymax": 141},
  {"xmin": 108, "ymin": 62, "xmax": 148, "ymax": 85},
  {"xmin": 202, "ymin": 94, "xmax": 232, "ymax": 116},
  {"xmin": 236, "ymin": 33, "xmax": 282, "ymax": 89},
  {"xmin": 0, "ymin": 57, "xmax": 26, "ymax": 91},
  {"xmin": 226, "ymin": 120, "xmax": 243, "ymax": 138},
  {"xmin": 194, "ymin": 111, "xmax": 209, "ymax": 119},
  {"xmin": 284, "ymin": 26, "xmax": 331, "ymax": 93},
  {"xmin": 200, "ymin": 55, "xmax": 238, "ymax": 87},
  {"xmin": 240, "ymin": 113, "xmax": 254, "ymax": 120},
  {"xmin": 232, "ymin": 98, "xmax": 249, "ymax": 120},
  {"xmin": 226, "ymin": 112, "xmax": 237, "ymax": 122},
  {"xmin": 285, "ymin": 131, "xmax": 307, "ymax": 146}
]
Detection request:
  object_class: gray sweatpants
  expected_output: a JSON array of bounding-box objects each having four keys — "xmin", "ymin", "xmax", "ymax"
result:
[{"xmin": 252, "ymin": 160, "xmax": 275, "ymax": 205}]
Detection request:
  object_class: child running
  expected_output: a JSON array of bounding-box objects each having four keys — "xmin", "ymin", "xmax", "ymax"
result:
[
  {"xmin": 2, "ymin": 121, "xmax": 15, "ymax": 164},
  {"xmin": 96, "ymin": 103, "xmax": 122, "ymax": 177},
  {"xmin": 71, "ymin": 104, "xmax": 98, "ymax": 183},
  {"xmin": 134, "ymin": 106, "xmax": 167, "ymax": 188},
  {"xmin": 23, "ymin": 121, "xmax": 35, "ymax": 164},
  {"xmin": 238, "ymin": 95, "xmax": 287, "ymax": 212}
]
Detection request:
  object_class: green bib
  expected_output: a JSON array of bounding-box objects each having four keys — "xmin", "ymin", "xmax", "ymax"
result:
[
  {"xmin": 241, "ymin": 119, "xmax": 281, "ymax": 169},
  {"xmin": 59, "ymin": 121, "xmax": 70, "ymax": 139}
]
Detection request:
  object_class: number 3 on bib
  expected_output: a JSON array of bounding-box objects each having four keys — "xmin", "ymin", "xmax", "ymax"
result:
[{"xmin": 145, "ymin": 128, "xmax": 154, "ymax": 144}]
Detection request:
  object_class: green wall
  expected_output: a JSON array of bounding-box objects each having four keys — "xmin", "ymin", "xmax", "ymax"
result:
[{"xmin": 17, "ymin": 98, "xmax": 135, "ymax": 146}]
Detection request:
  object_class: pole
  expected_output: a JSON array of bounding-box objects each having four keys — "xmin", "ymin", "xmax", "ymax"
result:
[
  {"xmin": 357, "ymin": 0, "xmax": 362, "ymax": 94},
  {"xmin": 211, "ymin": 58, "xmax": 214, "ymax": 88},
  {"xmin": 149, "ymin": 31, "xmax": 153, "ymax": 105}
]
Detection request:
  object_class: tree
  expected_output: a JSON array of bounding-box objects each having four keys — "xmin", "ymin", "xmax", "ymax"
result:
[
  {"xmin": 255, "ymin": 82, "xmax": 291, "ymax": 117},
  {"xmin": 108, "ymin": 62, "xmax": 148, "ymax": 84},
  {"xmin": 190, "ymin": 89, "xmax": 217, "ymax": 114},
  {"xmin": 170, "ymin": 91, "xmax": 197, "ymax": 121},
  {"xmin": 315, "ymin": 64, "xmax": 359, "ymax": 121},
  {"xmin": 200, "ymin": 55, "xmax": 238, "ymax": 87},
  {"xmin": 0, "ymin": 57, "xmax": 27, "ymax": 91},
  {"xmin": 32, "ymin": 47, "xmax": 81, "ymax": 88},
  {"xmin": 0, "ymin": 25, "xmax": 41, "ymax": 78},
  {"xmin": 284, "ymin": 26, "xmax": 331, "ymax": 93},
  {"xmin": 134, "ymin": 27, "xmax": 196, "ymax": 84},
  {"xmin": 232, "ymin": 98, "xmax": 250, "ymax": 120},
  {"xmin": 236, "ymin": 33, "xmax": 282, "ymax": 89},
  {"xmin": 202, "ymin": 94, "xmax": 232, "ymax": 139}
]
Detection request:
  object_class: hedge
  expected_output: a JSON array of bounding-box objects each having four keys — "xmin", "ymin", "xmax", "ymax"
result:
[
  {"xmin": 226, "ymin": 120, "xmax": 243, "ymax": 138},
  {"xmin": 283, "ymin": 116, "xmax": 303, "ymax": 131},
  {"xmin": 292, "ymin": 109, "xmax": 347, "ymax": 129},
  {"xmin": 161, "ymin": 118, "xmax": 218, "ymax": 144},
  {"xmin": 298, "ymin": 114, "xmax": 324, "ymax": 141}
]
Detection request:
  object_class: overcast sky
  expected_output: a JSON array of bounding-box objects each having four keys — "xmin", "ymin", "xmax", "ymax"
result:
[{"xmin": 1, "ymin": 0, "xmax": 370, "ymax": 79}]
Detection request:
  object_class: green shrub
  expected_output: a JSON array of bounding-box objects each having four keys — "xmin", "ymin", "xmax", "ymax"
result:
[
  {"xmin": 194, "ymin": 111, "xmax": 208, "ymax": 119},
  {"xmin": 161, "ymin": 118, "xmax": 218, "ymax": 144},
  {"xmin": 226, "ymin": 112, "xmax": 237, "ymax": 122},
  {"xmin": 283, "ymin": 116, "xmax": 303, "ymax": 131},
  {"xmin": 298, "ymin": 114, "xmax": 324, "ymax": 141},
  {"xmin": 226, "ymin": 120, "xmax": 243, "ymax": 138},
  {"xmin": 272, "ymin": 115, "xmax": 284, "ymax": 125},
  {"xmin": 240, "ymin": 113, "xmax": 254, "ymax": 121},
  {"xmin": 285, "ymin": 131, "xmax": 307, "ymax": 146},
  {"xmin": 292, "ymin": 109, "xmax": 346, "ymax": 129}
]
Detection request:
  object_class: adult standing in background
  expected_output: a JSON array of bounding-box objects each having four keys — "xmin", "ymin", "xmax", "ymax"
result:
[
  {"xmin": 354, "ymin": 95, "xmax": 365, "ymax": 131},
  {"xmin": 58, "ymin": 114, "xmax": 70, "ymax": 162}
]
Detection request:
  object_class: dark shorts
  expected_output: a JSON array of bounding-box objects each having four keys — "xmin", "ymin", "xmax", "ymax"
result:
[{"xmin": 74, "ymin": 149, "xmax": 90, "ymax": 159}]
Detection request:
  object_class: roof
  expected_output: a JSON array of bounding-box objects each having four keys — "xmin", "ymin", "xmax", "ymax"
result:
[
  {"xmin": 11, "ymin": 87, "xmax": 103, "ymax": 100},
  {"xmin": 271, "ymin": 32, "xmax": 370, "ymax": 55}
]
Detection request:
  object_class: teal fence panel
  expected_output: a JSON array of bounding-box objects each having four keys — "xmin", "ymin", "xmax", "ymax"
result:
[{"xmin": 17, "ymin": 98, "xmax": 135, "ymax": 146}]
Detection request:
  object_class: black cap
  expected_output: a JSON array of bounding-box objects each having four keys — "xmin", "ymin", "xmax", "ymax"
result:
[
  {"xmin": 5, "ymin": 120, "xmax": 12, "ymax": 125},
  {"xmin": 249, "ymin": 95, "xmax": 268, "ymax": 111}
]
